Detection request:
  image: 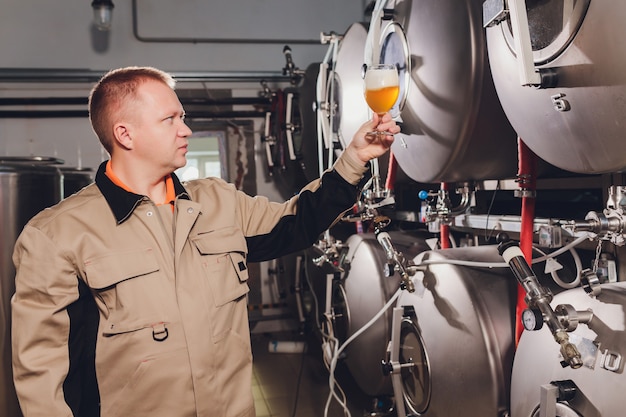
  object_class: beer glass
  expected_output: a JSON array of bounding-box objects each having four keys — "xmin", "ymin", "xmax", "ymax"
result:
[{"xmin": 363, "ymin": 63, "xmax": 399, "ymax": 137}]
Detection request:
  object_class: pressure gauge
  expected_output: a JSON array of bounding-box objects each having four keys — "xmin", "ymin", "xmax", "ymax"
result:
[{"xmin": 522, "ymin": 308, "xmax": 544, "ymax": 331}]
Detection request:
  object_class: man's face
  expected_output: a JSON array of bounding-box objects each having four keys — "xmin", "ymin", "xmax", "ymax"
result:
[{"xmin": 126, "ymin": 79, "xmax": 192, "ymax": 173}]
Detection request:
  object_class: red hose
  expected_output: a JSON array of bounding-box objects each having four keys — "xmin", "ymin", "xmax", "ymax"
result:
[
  {"xmin": 440, "ymin": 182, "xmax": 451, "ymax": 249},
  {"xmin": 385, "ymin": 151, "xmax": 397, "ymax": 191},
  {"xmin": 516, "ymin": 138, "xmax": 537, "ymax": 345}
]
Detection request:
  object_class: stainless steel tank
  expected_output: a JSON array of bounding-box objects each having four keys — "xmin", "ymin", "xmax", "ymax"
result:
[
  {"xmin": 298, "ymin": 63, "xmax": 325, "ymax": 183},
  {"xmin": 316, "ymin": 21, "xmax": 415, "ymax": 188},
  {"xmin": 366, "ymin": 0, "xmax": 518, "ymax": 183},
  {"xmin": 394, "ymin": 245, "xmax": 516, "ymax": 416},
  {"xmin": 338, "ymin": 231, "xmax": 431, "ymax": 399},
  {"xmin": 332, "ymin": 22, "xmax": 371, "ymax": 150},
  {"xmin": 484, "ymin": 0, "xmax": 626, "ymax": 174},
  {"xmin": 308, "ymin": 22, "xmax": 371, "ymax": 183},
  {"xmin": 60, "ymin": 167, "xmax": 93, "ymax": 198},
  {"xmin": 0, "ymin": 157, "xmax": 63, "ymax": 417},
  {"xmin": 511, "ymin": 282, "xmax": 626, "ymax": 417}
]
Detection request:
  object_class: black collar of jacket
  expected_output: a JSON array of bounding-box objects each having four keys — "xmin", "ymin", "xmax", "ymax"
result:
[{"xmin": 95, "ymin": 161, "xmax": 190, "ymax": 224}]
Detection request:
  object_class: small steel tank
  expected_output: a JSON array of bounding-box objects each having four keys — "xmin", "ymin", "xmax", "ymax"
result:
[
  {"xmin": 484, "ymin": 0, "xmax": 626, "ymax": 174},
  {"xmin": 511, "ymin": 282, "xmax": 626, "ymax": 417},
  {"xmin": 367, "ymin": 0, "xmax": 518, "ymax": 183},
  {"xmin": 393, "ymin": 245, "xmax": 516, "ymax": 416},
  {"xmin": 0, "ymin": 157, "xmax": 63, "ymax": 417},
  {"xmin": 60, "ymin": 167, "xmax": 93, "ymax": 198}
]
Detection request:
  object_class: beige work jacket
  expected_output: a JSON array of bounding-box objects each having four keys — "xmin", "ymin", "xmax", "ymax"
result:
[{"xmin": 12, "ymin": 152, "xmax": 368, "ymax": 417}]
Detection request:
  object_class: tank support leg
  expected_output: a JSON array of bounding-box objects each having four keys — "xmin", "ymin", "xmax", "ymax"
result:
[{"xmin": 539, "ymin": 383, "xmax": 559, "ymax": 417}]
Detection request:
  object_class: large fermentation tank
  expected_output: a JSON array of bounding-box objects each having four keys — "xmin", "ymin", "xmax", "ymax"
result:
[
  {"xmin": 0, "ymin": 157, "xmax": 63, "ymax": 417},
  {"xmin": 367, "ymin": 0, "xmax": 518, "ymax": 183},
  {"xmin": 484, "ymin": 0, "xmax": 626, "ymax": 174},
  {"xmin": 394, "ymin": 245, "xmax": 516, "ymax": 416},
  {"xmin": 314, "ymin": 21, "xmax": 417, "ymax": 190},
  {"xmin": 336, "ymin": 231, "xmax": 431, "ymax": 399},
  {"xmin": 511, "ymin": 282, "xmax": 626, "ymax": 417}
]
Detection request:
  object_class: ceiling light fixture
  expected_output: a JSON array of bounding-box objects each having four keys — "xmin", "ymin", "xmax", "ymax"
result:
[{"xmin": 91, "ymin": 0, "xmax": 114, "ymax": 31}]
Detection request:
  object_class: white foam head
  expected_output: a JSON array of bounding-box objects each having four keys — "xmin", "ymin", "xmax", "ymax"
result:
[{"xmin": 364, "ymin": 66, "xmax": 398, "ymax": 88}]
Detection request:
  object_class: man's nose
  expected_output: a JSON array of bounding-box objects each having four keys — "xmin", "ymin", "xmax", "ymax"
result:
[{"xmin": 179, "ymin": 120, "xmax": 193, "ymax": 137}]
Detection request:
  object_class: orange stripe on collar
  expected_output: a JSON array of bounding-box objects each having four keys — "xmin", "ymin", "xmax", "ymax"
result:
[{"xmin": 105, "ymin": 160, "xmax": 175, "ymax": 207}]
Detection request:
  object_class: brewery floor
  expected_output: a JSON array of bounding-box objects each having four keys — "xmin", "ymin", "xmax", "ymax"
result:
[{"xmin": 250, "ymin": 330, "xmax": 383, "ymax": 417}]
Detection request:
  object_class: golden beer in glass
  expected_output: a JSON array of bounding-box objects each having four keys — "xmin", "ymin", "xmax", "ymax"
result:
[{"xmin": 363, "ymin": 63, "xmax": 399, "ymax": 136}]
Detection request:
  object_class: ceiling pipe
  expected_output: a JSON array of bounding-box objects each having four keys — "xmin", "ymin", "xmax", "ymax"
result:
[
  {"xmin": 0, "ymin": 96, "xmax": 272, "ymax": 106},
  {"xmin": 0, "ymin": 68, "xmax": 291, "ymax": 84},
  {"xmin": 0, "ymin": 110, "xmax": 268, "ymax": 119},
  {"xmin": 131, "ymin": 0, "xmax": 318, "ymax": 44}
]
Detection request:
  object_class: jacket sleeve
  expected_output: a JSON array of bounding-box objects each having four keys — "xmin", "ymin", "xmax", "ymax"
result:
[
  {"xmin": 11, "ymin": 225, "xmax": 80, "ymax": 417},
  {"xmin": 242, "ymin": 151, "xmax": 370, "ymax": 262}
]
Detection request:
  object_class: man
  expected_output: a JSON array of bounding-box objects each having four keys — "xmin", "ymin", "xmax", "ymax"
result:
[{"xmin": 11, "ymin": 66, "xmax": 399, "ymax": 417}]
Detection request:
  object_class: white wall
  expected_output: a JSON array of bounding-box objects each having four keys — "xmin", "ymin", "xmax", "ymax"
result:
[
  {"xmin": 0, "ymin": 83, "xmax": 103, "ymax": 169},
  {"xmin": 0, "ymin": 0, "xmax": 366, "ymax": 71},
  {"xmin": 0, "ymin": 0, "xmax": 367, "ymax": 170}
]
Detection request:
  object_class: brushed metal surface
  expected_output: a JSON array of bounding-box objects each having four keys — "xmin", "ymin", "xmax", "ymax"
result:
[
  {"xmin": 331, "ymin": 22, "xmax": 371, "ymax": 150},
  {"xmin": 396, "ymin": 245, "xmax": 516, "ymax": 415},
  {"xmin": 511, "ymin": 282, "xmax": 626, "ymax": 417},
  {"xmin": 0, "ymin": 161, "xmax": 62, "ymax": 417},
  {"xmin": 484, "ymin": 0, "xmax": 626, "ymax": 174},
  {"xmin": 368, "ymin": 0, "xmax": 518, "ymax": 182},
  {"xmin": 339, "ymin": 231, "xmax": 431, "ymax": 397}
]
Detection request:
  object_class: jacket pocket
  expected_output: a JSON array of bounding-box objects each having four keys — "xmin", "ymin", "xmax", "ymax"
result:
[
  {"xmin": 84, "ymin": 248, "xmax": 171, "ymax": 336},
  {"xmin": 191, "ymin": 228, "xmax": 250, "ymax": 341},
  {"xmin": 102, "ymin": 346, "xmax": 196, "ymax": 417}
]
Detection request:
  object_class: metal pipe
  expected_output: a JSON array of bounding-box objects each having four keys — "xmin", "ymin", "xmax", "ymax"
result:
[
  {"xmin": 0, "ymin": 110, "xmax": 268, "ymax": 119},
  {"xmin": 0, "ymin": 68, "xmax": 291, "ymax": 83},
  {"xmin": 0, "ymin": 97, "xmax": 271, "ymax": 106},
  {"xmin": 498, "ymin": 237, "xmax": 583, "ymax": 369},
  {"xmin": 131, "ymin": 0, "xmax": 319, "ymax": 45}
]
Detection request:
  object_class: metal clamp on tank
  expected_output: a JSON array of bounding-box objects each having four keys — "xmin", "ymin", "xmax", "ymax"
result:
[
  {"xmin": 566, "ymin": 185, "xmax": 626, "ymax": 246},
  {"xmin": 281, "ymin": 45, "xmax": 305, "ymax": 85},
  {"xmin": 373, "ymin": 216, "xmax": 416, "ymax": 292},
  {"xmin": 362, "ymin": 166, "xmax": 395, "ymax": 209},
  {"xmin": 259, "ymin": 81, "xmax": 278, "ymax": 174},
  {"xmin": 311, "ymin": 231, "xmax": 349, "ymax": 272},
  {"xmin": 497, "ymin": 233, "xmax": 583, "ymax": 369},
  {"xmin": 553, "ymin": 304, "xmax": 594, "ymax": 333},
  {"xmin": 343, "ymin": 162, "xmax": 395, "ymax": 223},
  {"xmin": 418, "ymin": 183, "xmax": 472, "ymax": 230}
]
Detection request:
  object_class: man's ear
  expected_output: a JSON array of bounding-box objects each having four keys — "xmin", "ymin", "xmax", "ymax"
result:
[{"xmin": 113, "ymin": 123, "xmax": 133, "ymax": 150}]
